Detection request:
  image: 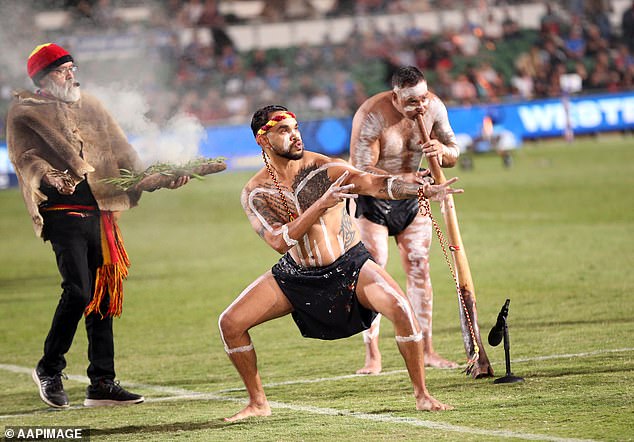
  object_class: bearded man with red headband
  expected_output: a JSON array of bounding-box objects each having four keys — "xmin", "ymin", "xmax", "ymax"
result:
[
  {"xmin": 217, "ymin": 105, "xmax": 464, "ymax": 421},
  {"xmin": 7, "ymin": 43, "xmax": 188, "ymax": 409}
]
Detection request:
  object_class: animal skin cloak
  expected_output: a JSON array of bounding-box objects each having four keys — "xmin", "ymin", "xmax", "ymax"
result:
[{"xmin": 6, "ymin": 90, "xmax": 143, "ymax": 237}]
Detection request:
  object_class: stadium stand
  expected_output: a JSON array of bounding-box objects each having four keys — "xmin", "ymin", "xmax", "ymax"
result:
[{"xmin": 0, "ymin": 0, "xmax": 632, "ymax": 137}]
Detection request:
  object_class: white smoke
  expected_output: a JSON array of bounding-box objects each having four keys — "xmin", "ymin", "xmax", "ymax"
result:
[
  {"xmin": 0, "ymin": 0, "xmax": 207, "ymax": 170},
  {"xmin": 88, "ymin": 85, "xmax": 206, "ymax": 168}
]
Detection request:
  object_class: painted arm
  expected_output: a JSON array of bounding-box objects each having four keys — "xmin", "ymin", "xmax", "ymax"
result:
[
  {"xmin": 326, "ymin": 162, "xmax": 462, "ymax": 202},
  {"xmin": 349, "ymin": 110, "xmax": 389, "ymax": 175},
  {"xmin": 422, "ymin": 98, "xmax": 460, "ymax": 167},
  {"xmin": 241, "ymin": 175, "xmax": 354, "ymax": 254}
]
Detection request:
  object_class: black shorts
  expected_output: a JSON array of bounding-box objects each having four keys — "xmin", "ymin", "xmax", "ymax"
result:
[
  {"xmin": 271, "ymin": 242, "xmax": 378, "ymax": 340},
  {"xmin": 355, "ymin": 195, "xmax": 419, "ymax": 236}
]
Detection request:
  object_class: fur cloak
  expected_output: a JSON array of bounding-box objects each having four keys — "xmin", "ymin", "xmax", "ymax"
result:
[{"xmin": 6, "ymin": 90, "xmax": 143, "ymax": 237}]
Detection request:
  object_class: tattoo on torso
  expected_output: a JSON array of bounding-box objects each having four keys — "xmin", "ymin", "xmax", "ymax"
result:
[
  {"xmin": 292, "ymin": 165, "xmax": 332, "ymax": 212},
  {"xmin": 249, "ymin": 163, "xmax": 336, "ymax": 229},
  {"xmin": 250, "ymin": 182, "xmax": 293, "ymax": 227},
  {"xmin": 339, "ymin": 207, "xmax": 356, "ymax": 249}
]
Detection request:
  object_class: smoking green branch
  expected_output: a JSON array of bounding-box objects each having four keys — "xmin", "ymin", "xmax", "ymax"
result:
[{"xmin": 101, "ymin": 157, "xmax": 226, "ymax": 191}]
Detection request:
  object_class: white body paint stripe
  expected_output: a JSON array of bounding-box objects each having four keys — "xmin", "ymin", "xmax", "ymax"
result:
[
  {"xmin": 302, "ymin": 235, "xmax": 316, "ymax": 266},
  {"xmin": 218, "ymin": 275, "xmax": 267, "ymax": 349},
  {"xmin": 336, "ymin": 233, "xmax": 345, "ymax": 252},
  {"xmin": 393, "ymin": 83, "xmax": 428, "ymax": 98},
  {"xmin": 319, "ymin": 217, "xmax": 336, "ymax": 261},
  {"xmin": 281, "ymin": 224, "xmax": 298, "ymax": 247},
  {"xmin": 225, "ymin": 342, "xmax": 254, "ymax": 354},
  {"xmin": 313, "ymin": 239, "xmax": 323, "ymax": 266},
  {"xmin": 395, "ymin": 331, "xmax": 423, "ymax": 343},
  {"xmin": 373, "ymin": 275, "xmax": 419, "ymax": 332},
  {"xmin": 386, "ymin": 176, "xmax": 397, "ymax": 200}
]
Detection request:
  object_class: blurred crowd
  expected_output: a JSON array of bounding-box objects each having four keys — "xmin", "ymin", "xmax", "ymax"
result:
[{"xmin": 1, "ymin": 0, "xmax": 633, "ymax": 136}]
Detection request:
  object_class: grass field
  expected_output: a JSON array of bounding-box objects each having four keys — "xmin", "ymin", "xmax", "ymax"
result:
[{"xmin": 0, "ymin": 137, "xmax": 633, "ymax": 441}]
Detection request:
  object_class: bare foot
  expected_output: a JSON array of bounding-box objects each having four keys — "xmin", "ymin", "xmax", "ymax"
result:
[
  {"xmin": 424, "ymin": 352, "xmax": 459, "ymax": 369},
  {"xmin": 224, "ymin": 402, "xmax": 272, "ymax": 422},
  {"xmin": 416, "ymin": 393, "xmax": 454, "ymax": 411},
  {"xmin": 356, "ymin": 364, "xmax": 381, "ymax": 375},
  {"xmin": 356, "ymin": 356, "xmax": 382, "ymax": 375},
  {"xmin": 356, "ymin": 337, "xmax": 382, "ymax": 374}
]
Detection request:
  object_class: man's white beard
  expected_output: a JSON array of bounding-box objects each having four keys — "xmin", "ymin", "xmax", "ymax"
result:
[{"xmin": 47, "ymin": 79, "xmax": 81, "ymax": 102}]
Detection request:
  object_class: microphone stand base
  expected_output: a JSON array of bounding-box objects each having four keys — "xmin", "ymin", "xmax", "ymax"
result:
[{"xmin": 494, "ymin": 374, "xmax": 524, "ymax": 384}]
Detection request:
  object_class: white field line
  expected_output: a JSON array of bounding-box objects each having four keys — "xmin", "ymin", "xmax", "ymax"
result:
[
  {"xmin": 2, "ymin": 346, "xmax": 630, "ymax": 441},
  {"xmin": 0, "ymin": 386, "xmax": 597, "ymax": 442},
  {"xmin": 216, "ymin": 346, "xmax": 634, "ymax": 393}
]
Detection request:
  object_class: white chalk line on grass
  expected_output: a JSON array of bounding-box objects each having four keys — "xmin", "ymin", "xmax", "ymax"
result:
[
  {"xmin": 0, "ymin": 388, "xmax": 596, "ymax": 442},
  {"xmin": 216, "ymin": 346, "xmax": 634, "ymax": 393},
  {"xmin": 2, "ymin": 346, "xmax": 630, "ymax": 441}
]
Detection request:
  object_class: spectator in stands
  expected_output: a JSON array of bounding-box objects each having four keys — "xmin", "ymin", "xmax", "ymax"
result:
[
  {"xmin": 515, "ymin": 44, "xmax": 545, "ymax": 79},
  {"xmin": 622, "ymin": 1, "xmax": 634, "ymax": 52},
  {"xmin": 197, "ymin": 89, "xmax": 230, "ymax": 123},
  {"xmin": 585, "ymin": 51, "xmax": 612, "ymax": 90},
  {"xmin": 584, "ymin": 23, "xmax": 609, "ymax": 58},
  {"xmin": 430, "ymin": 67, "xmax": 453, "ymax": 100},
  {"xmin": 197, "ymin": 0, "xmax": 235, "ymax": 56},
  {"xmin": 179, "ymin": 0, "xmax": 205, "ymax": 27},
  {"xmin": 451, "ymin": 73, "xmax": 478, "ymax": 104},
  {"xmin": 564, "ymin": 25, "xmax": 586, "ymax": 60},
  {"xmin": 540, "ymin": 3, "xmax": 564, "ymax": 37},
  {"xmin": 356, "ymin": 0, "xmax": 389, "ymax": 15},
  {"xmin": 573, "ymin": 60, "xmax": 589, "ymax": 87},
  {"xmin": 259, "ymin": 0, "xmax": 286, "ymax": 22},
  {"xmin": 547, "ymin": 62, "xmax": 566, "ymax": 96},
  {"xmin": 326, "ymin": 0, "xmax": 355, "ymax": 17},
  {"xmin": 533, "ymin": 69, "xmax": 551, "ymax": 97},
  {"xmin": 501, "ymin": 8, "xmax": 522, "ymax": 39},
  {"xmin": 286, "ymin": 0, "xmax": 318, "ymax": 20},
  {"xmin": 511, "ymin": 66, "xmax": 535, "ymax": 99},
  {"xmin": 540, "ymin": 37, "xmax": 567, "ymax": 67},
  {"xmin": 585, "ymin": 0, "xmax": 613, "ymax": 39},
  {"xmin": 307, "ymin": 86, "xmax": 333, "ymax": 114},
  {"xmin": 218, "ymin": 45, "xmax": 242, "ymax": 75},
  {"xmin": 482, "ymin": 11, "xmax": 504, "ymax": 43},
  {"xmin": 614, "ymin": 43, "xmax": 634, "ymax": 76}
]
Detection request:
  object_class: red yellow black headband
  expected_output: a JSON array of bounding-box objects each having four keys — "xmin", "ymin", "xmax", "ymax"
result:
[{"xmin": 257, "ymin": 111, "xmax": 297, "ymax": 136}]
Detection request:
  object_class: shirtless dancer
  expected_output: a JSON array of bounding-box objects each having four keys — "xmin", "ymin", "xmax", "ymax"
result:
[
  {"xmin": 218, "ymin": 105, "xmax": 462, "ymax": 421},
  {"xmin": 350, "ymin": 66, "xmax": 460, "ymax": 374}
]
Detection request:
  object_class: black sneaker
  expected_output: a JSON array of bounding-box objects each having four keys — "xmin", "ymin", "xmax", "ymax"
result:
[
  {"xmin": 32, "ymin": 367, "xmax": 69, "ymax": 408},
  {"xmin": 83, "ymin": 379, "xmax": 144, "ymax": 407}
]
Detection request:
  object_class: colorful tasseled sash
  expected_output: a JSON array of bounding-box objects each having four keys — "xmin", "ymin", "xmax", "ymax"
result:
[
  {"xmin": 41, "ymin": 206, "xmax": 130, "ymax": 318},
  {"xmin": 85, "ymin": 211, "xmax": 130, "ymax": 318}
]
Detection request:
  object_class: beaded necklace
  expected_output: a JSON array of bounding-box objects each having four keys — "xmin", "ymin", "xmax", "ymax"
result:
[{"xmin": 261, "ymin": 150, "xmax": 296, "ymax": 222}]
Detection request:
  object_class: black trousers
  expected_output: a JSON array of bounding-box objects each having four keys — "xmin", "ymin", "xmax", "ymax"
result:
[{"xmin": 38, "ymin": 211, "xmax": 115, "ymax": 383}]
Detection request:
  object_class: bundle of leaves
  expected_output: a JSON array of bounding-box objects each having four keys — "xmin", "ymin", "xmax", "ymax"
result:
[{"xmin": 102, "ymin": 157, "xmax": 226, "ymax": 192}]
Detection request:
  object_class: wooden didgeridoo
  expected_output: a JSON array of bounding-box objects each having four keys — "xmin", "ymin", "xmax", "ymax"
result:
[{"xmin": 416, "ymin": 114, "xmax": 493, "ymax": 378}]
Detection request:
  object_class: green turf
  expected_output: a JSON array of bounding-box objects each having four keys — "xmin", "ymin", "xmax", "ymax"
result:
[{"xmin": 1, "ymin": 136, "xmax": 633, "ymax": 441}]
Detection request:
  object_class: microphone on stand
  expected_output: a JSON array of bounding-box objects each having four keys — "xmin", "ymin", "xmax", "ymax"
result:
[
  {"xmin": 488, "ymin": 298, "xmax": 523, "ymax": 384},
  {"xmin": 488, "ymin": 298, "xmax": 510, "ymax": 347}
]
